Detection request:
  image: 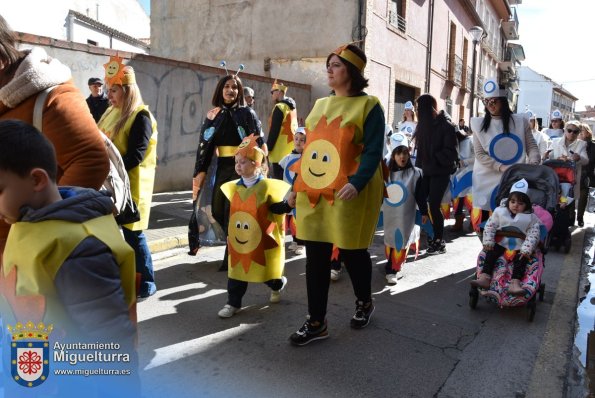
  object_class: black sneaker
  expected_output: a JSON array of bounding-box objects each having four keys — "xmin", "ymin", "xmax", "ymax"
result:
[
  {"xmin": 426, "ymin": 239, "xmax": 446, "ymax": 255},
  {"xmin": 289, "ymin": 319, "xmax": 329, "ymax": 346},
  {"xmin": 350, "ymin": 300, "xmax": 375, "ymax": 329}
]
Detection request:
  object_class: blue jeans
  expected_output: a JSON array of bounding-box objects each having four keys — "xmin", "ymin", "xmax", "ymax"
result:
[{"xmin": 122, "ymin": 227, "xmax": 156, "ymax": 297}]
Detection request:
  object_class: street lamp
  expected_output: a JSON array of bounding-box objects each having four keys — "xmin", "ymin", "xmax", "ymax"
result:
[{"xmin": 469, "ymin": 26, "xmax": 484, "ymax": 120}]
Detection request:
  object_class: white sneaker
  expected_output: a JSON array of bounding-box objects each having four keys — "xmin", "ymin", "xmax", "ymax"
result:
[
  {"xmin": 218, "ymin": 304, "xmax": 239, "ymax": 318},
  {"xmin": 270, "ymin": 276, "xmax": 287, "ymax": 303},
  {"xmin": 385, "ymin": 273, "xmax": 398, "ymax": 285},
  {"xmin": 288, "ymin": 241, "xmax": 298, "ymax": 251},
  {"xmin": 330, "ymin": 269, "xmax": 341, "ymax": 281},
  {"xmin": 294, "ymin": 245, "xmax": 305, "ymax": 255}
]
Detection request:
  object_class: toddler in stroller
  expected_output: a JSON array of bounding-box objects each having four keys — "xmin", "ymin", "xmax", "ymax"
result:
[
  {"xmin": 543, "ymin": 159, "xmax": 576, "ymax": 252},
  {"xmin": 469, "ymin": 164, "xmax": 557, "ymax": 321}
]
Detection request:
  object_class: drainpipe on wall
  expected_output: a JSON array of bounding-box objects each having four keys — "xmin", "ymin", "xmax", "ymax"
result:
[
  {"xmin": 424, "ymin": 0, "xmax": 435, "ymax": 93},
  {"xmin": 66, "ymin": 13, "xmax": 74, "ymax": 42}
]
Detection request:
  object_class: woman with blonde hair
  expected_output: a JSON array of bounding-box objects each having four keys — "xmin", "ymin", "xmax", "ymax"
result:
[
  {"xmin": 98, "ymin": 58, "xmax": 158, "ymax": 298},
  {"xmin": 577, "ymin": 123, "xmax": 595, "ymax": 226}
]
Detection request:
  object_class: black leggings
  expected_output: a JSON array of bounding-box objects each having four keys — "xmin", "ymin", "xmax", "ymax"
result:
[
  {"xmin": 420, "ymin": 174, "xmax": 451, "ymax": 240},
  {"xmin": 304, "ymin": 241, "xmax": 372, "ymax": 323},
  {"xmin": 482, "ymin": 245, "xmax": 529, "ymax": 280}
]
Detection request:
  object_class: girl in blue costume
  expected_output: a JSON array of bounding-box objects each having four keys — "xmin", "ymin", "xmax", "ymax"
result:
[
  {"xmin": 382, "ymin": 133, "xmax": 428, "ymax": 285},
  {"xmin": 190, "ymin": 73, "xmax": 264, "ymax": 270}
]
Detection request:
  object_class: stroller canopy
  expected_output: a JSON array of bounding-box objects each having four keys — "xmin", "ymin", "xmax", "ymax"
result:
[{"xmin": 496, "ymin": 164, "xmax": 560, "ymax": 212}]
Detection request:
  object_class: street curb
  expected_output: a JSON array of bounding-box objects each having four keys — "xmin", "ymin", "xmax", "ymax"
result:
[
  {"xmin": 148, "ymin": 234, "xmax": 188, "ymax": 253},
  {"xmin": 526, "ymin": 227, "xmax": 583, "ymax": 398}
]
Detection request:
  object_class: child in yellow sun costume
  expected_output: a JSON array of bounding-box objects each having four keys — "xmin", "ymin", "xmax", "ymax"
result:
[{"xmin": 217, "ymin": 135, "xmax": 292, "ymax": 318}]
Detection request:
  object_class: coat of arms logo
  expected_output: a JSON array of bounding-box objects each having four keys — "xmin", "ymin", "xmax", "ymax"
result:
[{"xmin": 8, "ymin": 321, "xmax": 53, "ymax": 388}]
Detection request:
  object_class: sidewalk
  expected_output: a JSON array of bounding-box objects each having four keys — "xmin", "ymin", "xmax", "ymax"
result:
[{"xmin": 145, "ymin": 191, "xmax": 193, "ymax": 253}]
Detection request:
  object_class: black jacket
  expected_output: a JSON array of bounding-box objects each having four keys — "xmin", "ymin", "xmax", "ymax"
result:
[{"xmin": 414, "ymin": 111, "xmax": 459, "ymax": 176}]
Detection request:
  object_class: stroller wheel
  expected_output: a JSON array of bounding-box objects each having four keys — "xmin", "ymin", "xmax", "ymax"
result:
[
  {"xmin": 538, "ymin": 283, "xmax": 545, "ymax": 302},
  {"xmin": 527, "ymin": 299, "xmax": 536, "ymax": 322},
  {"xmin": 469, "ymin": 287, "xmax": 479, "ymax": 309}
]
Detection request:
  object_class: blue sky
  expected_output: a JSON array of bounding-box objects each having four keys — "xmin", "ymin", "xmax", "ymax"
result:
[
  {"xmin": 139, "ymin": 0, "xmax": 150, "ymax": 15},
  {"xmin": 516, "ymin": 0, "xmax": 594, "ymax": 110}
]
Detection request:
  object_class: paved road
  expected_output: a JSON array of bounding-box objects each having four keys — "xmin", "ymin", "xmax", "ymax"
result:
[{"xmin": 136, "ymin": 215, "xmax": 591, "ymax": 398}]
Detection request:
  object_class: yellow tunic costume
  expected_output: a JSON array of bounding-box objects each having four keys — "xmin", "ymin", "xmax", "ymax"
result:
[
  {"xmin": 291, "ymin": 95, "xmax": 384, "ymax": 249},
  {"xmin": 98, "ymin": 105, "xmax": 158, "ymax": 231},
  {"xmin": 268, "ymin": 101, "xmax": 297, "ymax": 163},
  {"xmin": 221, "ymin": 178, "xmax": 290, "ymax": 282},
  {"xmin": 0, "ymin": 216, "xmax": 135, "ymax": 335}
]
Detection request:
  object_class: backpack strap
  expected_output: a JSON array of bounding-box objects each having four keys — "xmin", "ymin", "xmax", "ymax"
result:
[{"xmin": 33, "ymin": 86, "xmax": 58, "ymax": 131}]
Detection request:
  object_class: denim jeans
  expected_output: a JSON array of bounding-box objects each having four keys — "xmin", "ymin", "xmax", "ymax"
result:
[{"xmin": 122, "ymin": 227, "xmax": 156, "ymax": 297}]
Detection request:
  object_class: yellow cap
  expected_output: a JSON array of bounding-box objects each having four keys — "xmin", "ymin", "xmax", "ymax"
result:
[
  {"xmin": 332, "ymin": 43, "xmax": 366, "ymax": 72},
  {"xmin": 271, "ymin": 79, "xmax": 288, "ymax": 93}
]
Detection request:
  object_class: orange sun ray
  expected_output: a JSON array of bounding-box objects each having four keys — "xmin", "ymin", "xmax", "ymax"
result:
[{"xmin": 291, "ymin": 115, "xmax": 362, "ymax": 207}]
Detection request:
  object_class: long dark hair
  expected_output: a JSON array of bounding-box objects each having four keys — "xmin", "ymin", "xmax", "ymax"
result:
[
  {"xmin": 506, "ymin": 191, "xmax": 532, "ymax": 213},
  {"xmin": 211, "ymin": 75, "xmax": 245, "ymax": 107},
  {"xmin": 480, "ymin": 96, "xmax": 515, "ymax": 133},
  {"xmin": 388, "ymin": 146, "xmax": 413, "ymax": 172},
  {"xmin": 0, "ymin": 15, "xmax": 24, "ymax": 78},
  {"xmin": 414, "ymin": 93, "xmax": 438, "ymax": 165}
]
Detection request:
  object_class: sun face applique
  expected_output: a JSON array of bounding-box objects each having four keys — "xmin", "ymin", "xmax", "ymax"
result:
[
  {"xmin": 103, "ymin": 55, "xmax": 126, "ymax": 86},
  {"xmin": 291, "ymin": 115, "xmax": 361, "ymax": 206},
  {"xmin": 228, "ymin": 192, "xmax": 278, "ymax": 273}
]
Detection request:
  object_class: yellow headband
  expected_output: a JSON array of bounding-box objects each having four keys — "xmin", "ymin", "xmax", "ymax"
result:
[
  {"xmin": 271, "ymin": 79, "xmax": 288, "ymax": 93},
  {"xmin": 332, "ymin": 44, "xmax": 366, "ymax": 72},
  {"xmin": 103, "ymin": 55, "xmax": 135, "ymax": 86},
  {"xmin": 236, "ymin": 134, "xmax": 265, "ymax": 165}
]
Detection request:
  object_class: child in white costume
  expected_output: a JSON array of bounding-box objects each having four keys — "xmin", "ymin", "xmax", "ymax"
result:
[
  {"xmin": 471, "ymin": 178, "xmax": 542, "ymax": 295},
  {"xmin": 382, "ymin": 133, "xmax": 428, "ymax": 285},
  {"xmin": 279, "ymin": 127, "xmax": 306, "ymax": 254},
  {"xmin": 218, "ymin": 135, "xmax": 292, "ymax": 318}
]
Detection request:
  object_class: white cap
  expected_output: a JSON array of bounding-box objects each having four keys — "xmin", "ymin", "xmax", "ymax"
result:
[
  {"xmin": 551, "ymin": 109, "xmax": 563, "ymax": 120},
  {"xmin": 389, "ymin": 132, "xmax": 409, "ymax": 151},
  {"xmin": 483, "ymin": 78, "xmax": 507, "ymax": 98},
  {"xmin": 525, "ymin": 110, "xmax": 537, "ymax": 120},
  {"xmin": 510, "ymin": 178, "xmax": 529, "ymax": 195},
  {"xmin": 295, "ymin": 126, "xmax": 306, "ymax": 136},
  {"xmin": 404, "ymin": 101, "xmax": 414, "ymax": 110}
]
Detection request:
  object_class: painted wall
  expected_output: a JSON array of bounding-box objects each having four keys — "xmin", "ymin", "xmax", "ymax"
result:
[{"xmin": 18, "ymin": 38, "xmax": 311, "ymax": 193}]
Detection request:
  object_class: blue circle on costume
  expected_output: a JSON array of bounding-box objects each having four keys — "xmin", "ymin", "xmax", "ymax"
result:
[
  {"xmin": 284, "ymin": 157, "xmax": 299, "ymax": 184},
  {"xmin": 385, "ymin": 182, "xmax": 408, "ymax": 207},
  {"xmin": 488, "ymin": 133, "xmax": 523, "ymax": 165},
  {"xmin": 204, "ymin": 127, "xmax": 215, "ymax": 141},
  {"xmin": 490, "ymin": 185, "xmax": 500, "ymax": 211},
  {"xmin": 484, "ymin": 80, "xmax": 497, "ymax": 94},
  {"xmin": 393, "ymin": 229, "xmax": 404, "ymax": 251}
]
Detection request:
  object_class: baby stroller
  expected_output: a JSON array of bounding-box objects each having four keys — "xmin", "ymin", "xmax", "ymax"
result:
[
  {"xmin": 469, "ymin": 164, "xmax": 558, "ymax": 321},
  {"xmin": 543, "ymin": 159, "xmax": 576, "ymax": 253}
]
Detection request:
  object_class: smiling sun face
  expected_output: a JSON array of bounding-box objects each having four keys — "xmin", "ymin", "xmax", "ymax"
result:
[
  {"xmin": 229, "ymin": 211, "xmax": 262, "ymax": 254},
  {"xmin": 301, "ymin": 140, "xmax": 340, "ymax": 189},
  {"xmin": 291, "ymin": 115, "xmax": 361, "ymax": 206},
  {"xmin": 227, "ymin": 192, "xmax": 278, "ymax": 273},
  {"xmin": 103, "ymin": 55, "xmax": 126, "ymax": 86}
]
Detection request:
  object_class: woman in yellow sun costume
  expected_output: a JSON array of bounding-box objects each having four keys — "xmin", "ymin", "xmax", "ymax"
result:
[
  {"xmin": 288, "ymin": 43, "xmax": 385, "ymax": 346},
  {"xmin": 217, "ymin": 135, "xmax": 291, "ymax": 318}
]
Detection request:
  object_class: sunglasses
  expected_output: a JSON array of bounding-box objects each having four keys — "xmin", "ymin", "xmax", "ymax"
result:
[
  {"xmin": 483, "ymin": 98, "xmax": 499, "ymax": 106},
  {"xmin": 566, "ymin": 128, "xmax": 580, "ymax": 134}
]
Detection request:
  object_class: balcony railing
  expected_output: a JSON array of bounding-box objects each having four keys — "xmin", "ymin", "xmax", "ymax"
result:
[
  {"xmin": 465, "ymin": 65, "xmax": 473, "ymax": 91},
  {"xmin": 388, "ymin": 11, "xmax": 407, "ymax": 33},
  {"xmin": 477, "ymin": 75, "xmax": 485, "ymax": 96},
  {"xmin": 454, "ymin": 55, "xmax": 463, "ymax": 87}
]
